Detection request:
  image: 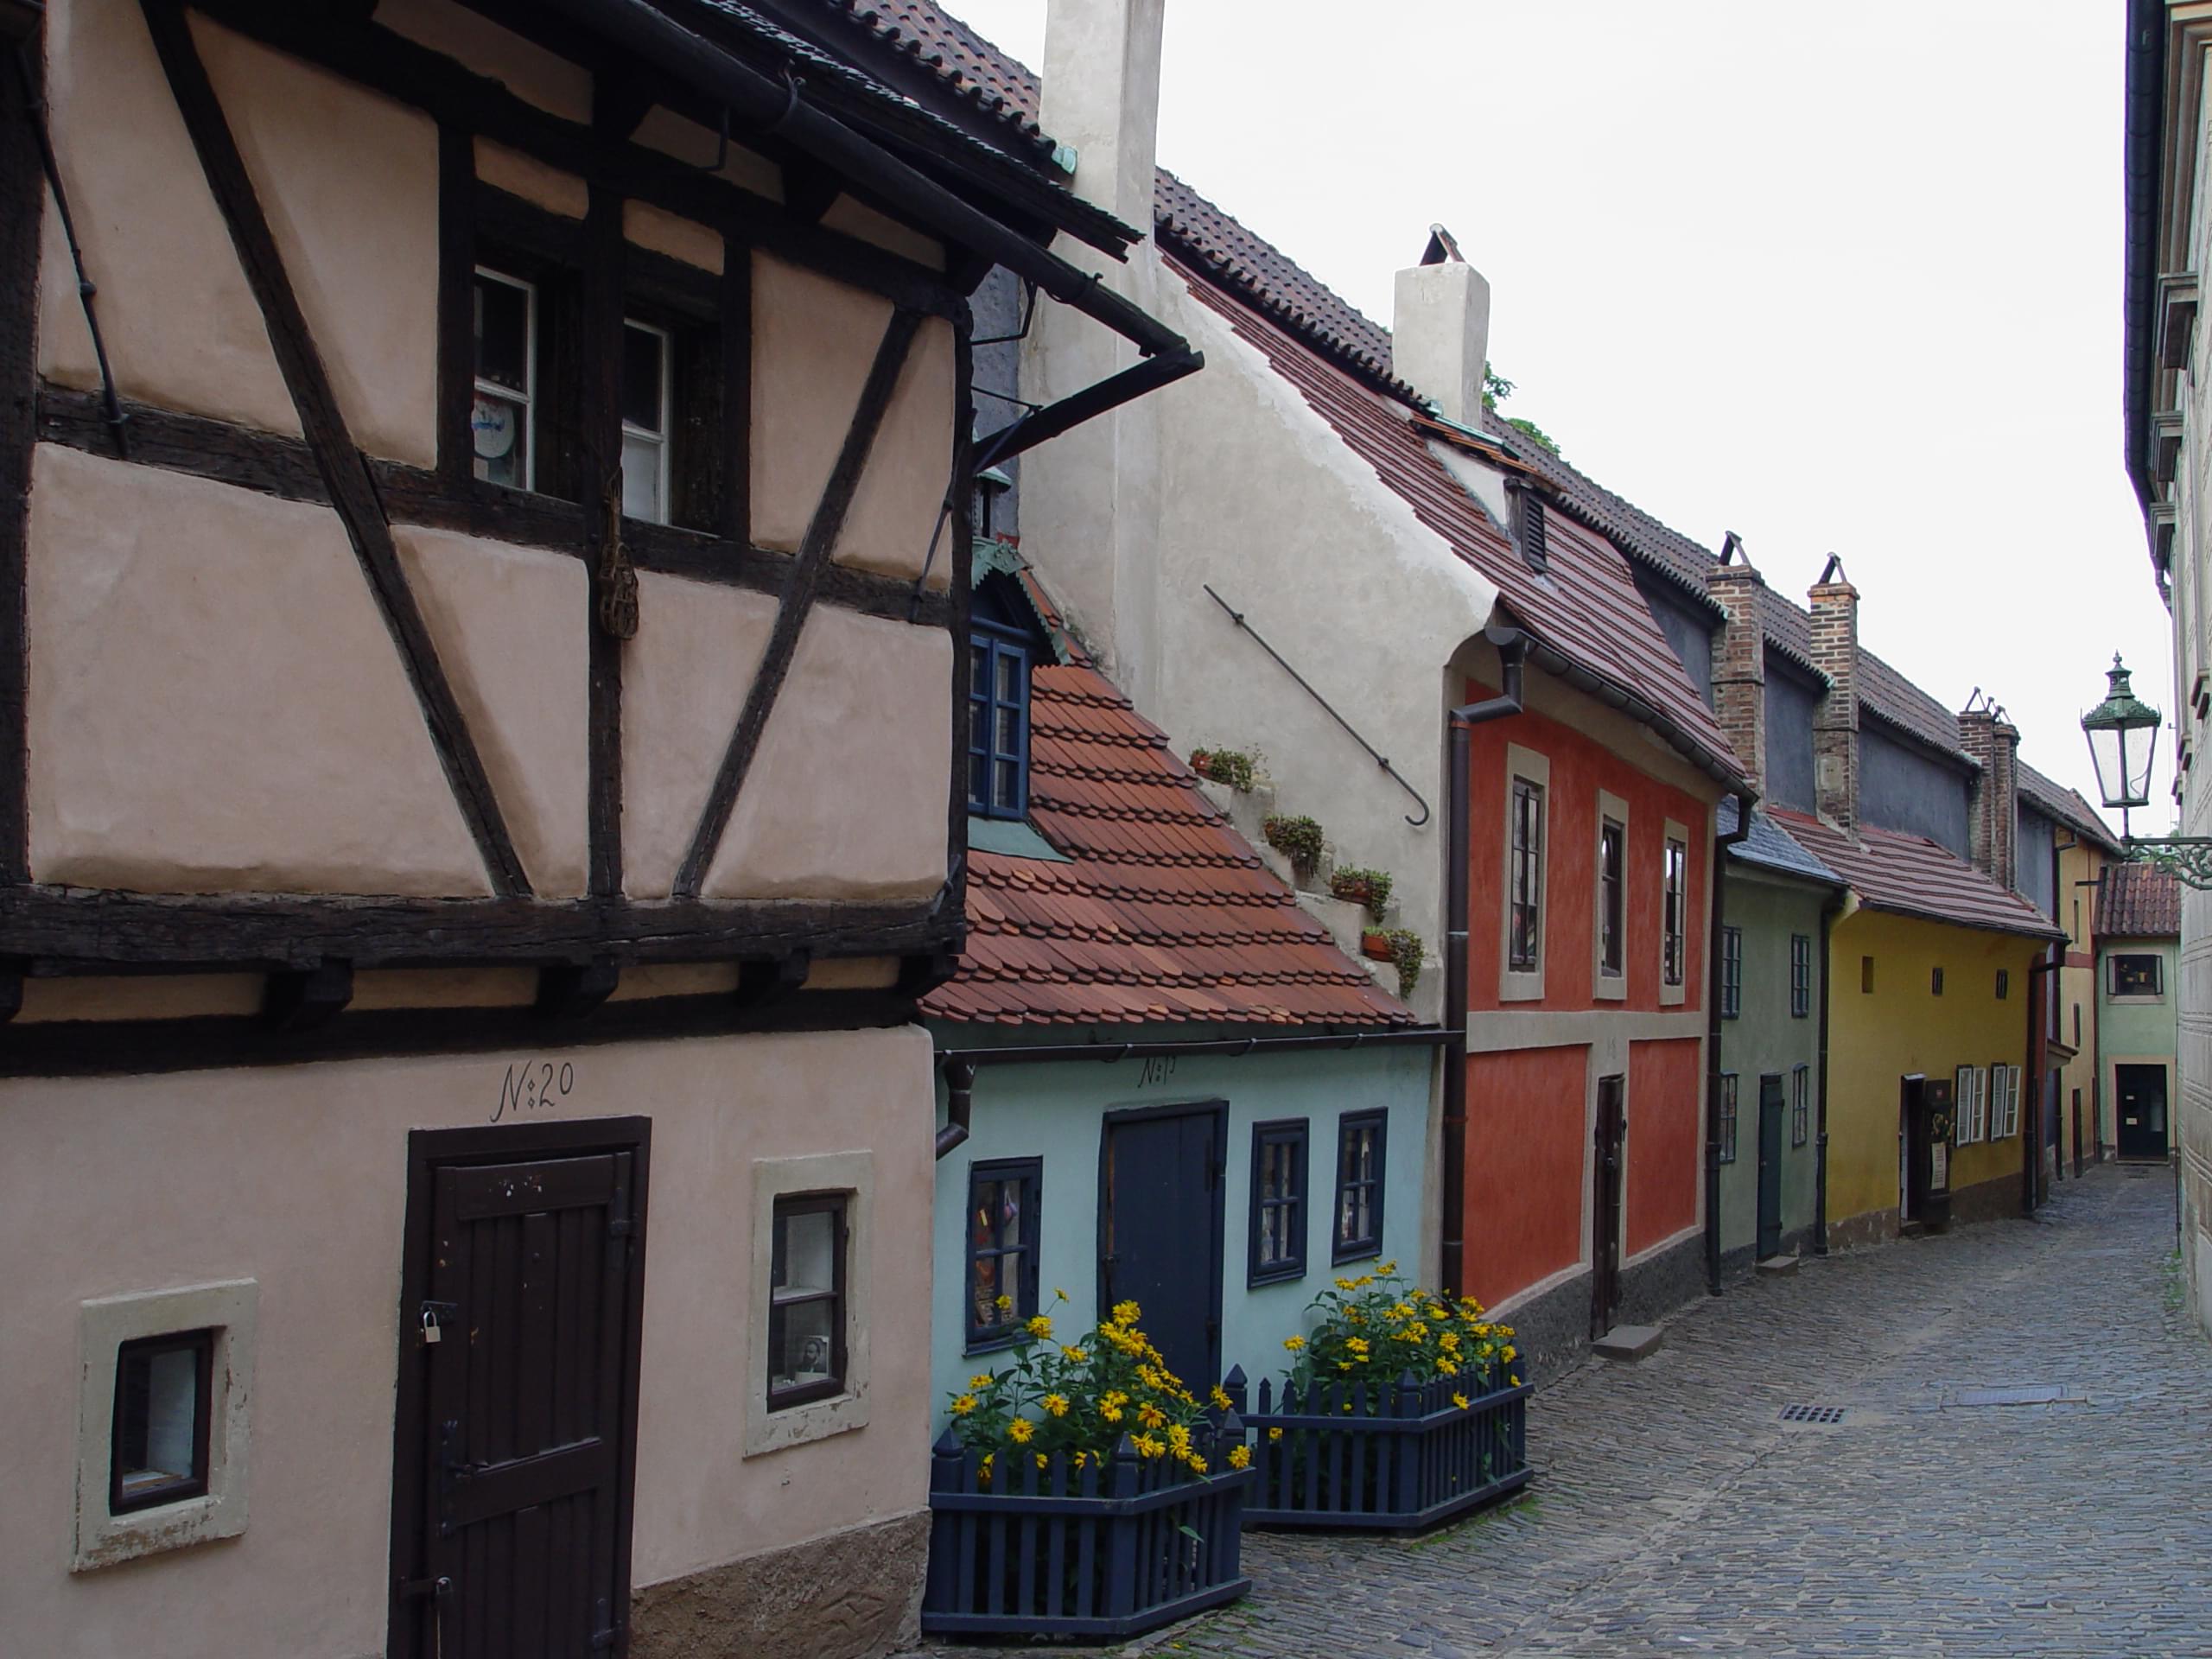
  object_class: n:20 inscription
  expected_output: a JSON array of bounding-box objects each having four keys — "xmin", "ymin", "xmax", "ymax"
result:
[{"xmin": 492, "ymin": 1058, "xmax": 576, "ymax": 1123}]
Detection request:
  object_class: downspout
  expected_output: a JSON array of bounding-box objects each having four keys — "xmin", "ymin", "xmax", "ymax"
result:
[
  {"xmin": 2027, "ymin": 950, "xmax": 2061, "ymax": 1215},
  {"xmin": 1813, "ymin": 887, "xmax": 1846, "ymax": 1255},
  {"xmin": 1703, "ymin": 792, "xmax": 1757, "ymax": 1294},
  {"xmin": 936, "ymin": 1058, "xmax": 976, "ymax": 1160},
  {"xmin": 1440, "ymin": 624, "xmax": 1529, "ymax": 1298}
]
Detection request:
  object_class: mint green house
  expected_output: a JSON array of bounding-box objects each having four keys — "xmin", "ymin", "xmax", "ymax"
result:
[
  {"xmin": 1716, "ymin": 802, "xmax": 1846, "ymax": 1268},
  {"xmin": 2095, "ymin": 865, "xmax": 2180, "ymax": 1161}
]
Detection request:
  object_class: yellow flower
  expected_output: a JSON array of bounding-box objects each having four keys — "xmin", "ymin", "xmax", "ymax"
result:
[
  {"xmin": 1035, "ymin": 1452, "xmax": 1050, "ymax": 1469},
  {"xmin": 1054, "ymin": 1287, "xmax": 1069, "ymax": 1302},
  {"xmin": 1228, "ymin": 1445, "xmax": 1253, "ymax": 1470},
  {"xmin": 1007, "ymin": 1417, "xmax": 1035, "ymax": 1444},
  {"xmin": 1167, "ymin": 1424, "xmax": 1192, "ymax": 1454},
  {"xmin": 1336, "ymin": 1360, "xmax": 1351, "ymax": 1370},
  {"xmin": 995, "ymin": 1294, "xmax": 1014, "ymax": 1313},
  {"xmin": 1452, "ymin": 1391, "xmax": 1471, "ymax": 1409},
  {"xmin": 1132, "ymin": 1433, "xmax": 1166, "ymax": 1459},
  {"xmin": 1138, "ymin": 1402, "xmax": 1167, "ymax": 1429},
  {"xmin": 1061, "ymin": 1344, "xmax": 1089, "ymax": 1363},
  {"xmin": 1335, "ymin": 1276, "xmax": 1358, "ymax": 1290},
  {"xmin": 1439, "ymin": 1359, "xmax": 1459, "ymax": 1376},
  {"xmin": 1282, "ymin": 1334, "xmax": 1306, "ymax": 1351},
  {"xmin": 1102, "ymin": 1405, "xmax": 1123, "ymax": 1424},
  {"xmin": 1043, "ymin": 1393, "xmax": 1071, "ymax": 1418},
  {"xmin": 1111, "ymin": 1299, "xmax": 1141, "ymax": 1326},
  {"xmin": 1345, "ymin": 1336, "xmax": 1370, "ymax": 1357},
  {"xmin": 1268, "ymin": 1427, "xmax": 1284, "ymax": 1441},
  {"xmin": 979, "ymin": 1453, "xmax": 994, "ymax": 1480},
  {"xmin": 969, "ymin": 1373, "xmax": 994, "ymax": 1389},
  {"xmin": 1502, "ymin": 1344, "xmax": 1517, "ymax": 1362},
  {"xmin": 1379, "ymin": 1260, "xmax": 1398, "ymax": 1274},
  {"xmin": 1510, "ymin": 1373, "xmax": 1522, "ymax": 1387},
  {"xmin": 1211, "ymin": 1385, "xmax": 1234, "ymax": 1410},
  {"xmin": 951, "ymin": 1394, "xmax": 977, "ymax": 1415},
  {"xmin": 1428, "ymin": 1306, "xmax": 1450, "ymax": 1321},
  {"xmin": 1354, "ymin": 1275, "xmax": 1374, "ymax": 1288},
  {"xmin": 1026, "ymin": 1314, "xmax": 1054, "ymax": 1340},
  {"xmin": 1185, "ymin": 1454, "xmax": 1208, "ymax": 1475}
]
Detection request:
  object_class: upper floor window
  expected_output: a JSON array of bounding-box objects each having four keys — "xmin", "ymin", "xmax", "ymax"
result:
[
  {"xmin": 1789, "ymin": 934, "xmax": 1812, "ymax": 1018},
  {"xmin": 2110, "ymin": 954, "xmax": 2164, "ymax": 998},
  {"xmin": 1662, "ymin": 837, "xmax": 1687, "ymax": 987},
  {"xmin": 620, "ymin": 320, "xmax": 673, "ymax": 523},
  {"xmin": 1510, "ymin": 777, "xmax": 1545, "ymax": 973},
  {"xmin": 473, "ymin": 266, "xmax": 536, "ymax": 492},
  {"xmin": 1720, "ymin": 926, "xmax": 1743, "ymax": 1019},
  {"xmin": 1598, "ymin": 818, "xmax": 1625, "ymax": 980},
  {"xmin": 968, "ymin": 629, "xmax": 1030, "ymax": 820}
]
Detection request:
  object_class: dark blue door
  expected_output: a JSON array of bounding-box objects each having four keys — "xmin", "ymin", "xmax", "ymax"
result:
[
  {"xmin": 1757, "ymin": 1076, "xmax": 1784, "ymax": 1259},
  {"xmin": 1098, "ymin": 1103, "xmax": 1225, "ymax": 1389}
]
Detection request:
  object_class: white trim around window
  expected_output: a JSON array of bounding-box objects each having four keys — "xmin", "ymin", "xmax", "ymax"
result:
[
  {"xmin": 1500, "ymin": 743, "xmax": 1551, "ymax": 1002},
  {"xmin": 1658, "ymin": 818, "xmax": 1689, "ymax": 1007},
  {"xmin": 746, "ymin": 1150, "xmax": 874, "ymax": 1457},
  {"xmin": 1593, "ymin": 789, "xmax": 1630, "ymax": 1001}
]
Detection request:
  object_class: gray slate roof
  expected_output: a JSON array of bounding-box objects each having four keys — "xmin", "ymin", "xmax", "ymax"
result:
[{"xmin": 1719, "ymin": 797, "xmax": 1846, "ymax": 889}]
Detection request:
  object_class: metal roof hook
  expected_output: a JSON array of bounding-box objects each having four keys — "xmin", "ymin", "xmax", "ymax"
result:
[{"xmin": 768, "ymin": 68, "xmax": 806, "ymax": 137}]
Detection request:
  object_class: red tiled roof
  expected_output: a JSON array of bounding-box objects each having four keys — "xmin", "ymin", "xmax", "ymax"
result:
[
  {"xmin": 1769, "ymin": 810, "xmax": 2064, "ymax": 941},
  {"xmin": 2095, "ymin": 862, "xmax": 2180, "ymax": 938},
  {"xmin": 1182, "ymin": 265, "xmax": 1743, "ymax": 786},
  {"xmin": 923, "ymin": 651, "xmax": 1415, "ymax": 1029}
]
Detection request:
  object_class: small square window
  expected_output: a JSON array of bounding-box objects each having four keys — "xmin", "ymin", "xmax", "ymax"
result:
[
  {"xmin": 1720, "ymin": 926, "xmax": 1743, "ymax": 1020},
  {"xmin": 965, "ymin": 1160, "xmax": 1040, "ymax": 1351},
  {"xmin": 1332, "ymin": 1111, "xmax": 1387, "ymax": 1265},
  {"xmin": 1249, "ymin": 1120, "xmax": 1308, "ymax": 1286},
  {"xmin": 1718, "ymin": 1074, "xmax": 1738, "ymax": 1164},
  {"xmin": 769, "ymin": 1194, "xmax": 848, "ymax": 1411},
  {"xmin": 110, "ymin": 1331, "xmax": 213, "ymax": 1515},
  {"xmin": 2110, "ymin": 954, "xmax": 2164, "ymax": 997}
]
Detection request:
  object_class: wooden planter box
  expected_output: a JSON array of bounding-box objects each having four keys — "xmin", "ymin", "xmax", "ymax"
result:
[
  {"xmin": 1227, "ymin": 1363, "xmax": 1531, "ymax": 1532},
  {"xmin": 921, "ymin": 1422, "xmax": 1255, "ymax": 1640}
]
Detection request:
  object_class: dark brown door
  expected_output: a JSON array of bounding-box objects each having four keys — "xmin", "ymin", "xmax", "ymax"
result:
[
  {"xmin": 389, "ymin": 1119, "xmax": 651, "ymax": 1659},
  {"xmin": 1591, "ymin": 1074, "xmax": 1625, "ymax": 1341},
  {"xmin": 2116, "ymin": 1065, "xmax": 2170, "ymax": 1160}
]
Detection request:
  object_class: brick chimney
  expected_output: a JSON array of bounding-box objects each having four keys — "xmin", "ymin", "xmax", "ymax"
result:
[
  {"xmin": 1392, "ymin": 225, "xmax": 1491, "ymax": 429},
  {"xmin": 1707, "ymin": 533, "xmax": 1766, "ymax": 796},
  {"xmin": 1959, "ymin": 696, "xmax": 2020, "ymax": 890},
  {"xmin": 1806, "ymin": 557, "xmax": 1859, "ymax": 836}
]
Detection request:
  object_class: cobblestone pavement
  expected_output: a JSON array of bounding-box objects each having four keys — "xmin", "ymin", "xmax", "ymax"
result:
[{"xmin": 906, "ymin": 1165, "xmax": 2212, "ymax": 1658}]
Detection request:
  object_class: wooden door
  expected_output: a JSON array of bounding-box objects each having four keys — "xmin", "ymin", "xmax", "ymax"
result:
[
  {"xmin": 1590, "ymin": 1075, "xmax": 1625, "ymax": 1342},
  {"xmin": 1098, "ymin": 1103, "xmax": 1225, "ymax": 1389},
  {"xmin": 1756, "ymin": 1075, "xmax": 1784, "ymax": 1260},
  {"xmin": 2116, "ymin": 1065, "xmax": 2170, "ymax": 1160},
  {"xmin": 389, "ymin": 1119, "xmax": 651, "ymax": 1659}
]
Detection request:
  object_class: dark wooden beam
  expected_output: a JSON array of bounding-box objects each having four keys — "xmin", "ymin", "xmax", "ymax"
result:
[
  {"xmin": 263, "ymin": 959, "xmax": 354, "ymax": 1030},
  {"xmin": 581, "ymin": 181, "xmax": 625, "ymax": 899},
  {"xmin": 34, "ymin": 385, "xmax": 954, "ymax": 630},
  {"xmin": 0, "ymin": 884, "xmax": 957, "ymax": 971},
  {"xmin": 0, "ymin": 963, "xmax": 22, "ymax": 1024},
  {"xmin": 138, "ymin": 0, "xmax": 532, "ymax": 898},
  {"xmin": 436, "ymin": 123, "xmax": 474, "ymax": 489},
  {"xmin": 720, "ymin": 236, "xmax": 751, "ymax": 547},
  {"xmin": 537, "ymin": 955, "xmax": 619, "ymax": 1019},
  {"xmin": 734, "ymin": 950, "xmax": 810, "ymax": 1012},
  {"xmin": 897, "ymin": 947, "xmax": 963, "ymax": 1000},
  {"xmin": 674, "ymin": 308, "xmax": 925, "ymax": 897},
  {"xmin": 0, "ymin": 41, "xmax": 40, "ymax": 887},
  {"xmin": 782, "ymin": 155, "xmax": 842, "ymax": 226}
]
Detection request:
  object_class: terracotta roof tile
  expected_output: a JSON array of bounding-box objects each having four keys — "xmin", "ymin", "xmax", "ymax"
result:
[
  {"xmin": 2095, "ymin": 862, "xmax": 2179, "ymax": 938},
  {"xmin": 1768, "ymin": 810, "xmax": 2063, "ymax": 941},
  {"xmin": 925, "ymin": 660, "xmax": 1415, "ymax": 1029}
]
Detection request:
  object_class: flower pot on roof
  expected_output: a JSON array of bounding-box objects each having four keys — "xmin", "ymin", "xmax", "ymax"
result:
[
  {"xmin": 1361, "ymin": 931, "xmax": 1394, "ymax": 962},
  {"xmin": 1225, "ymin": 1266, "xmax": 1532, "ymax": 1533},
  {"xmin": 1383, "ymin": 929, "xmax": 1423, "ymax": 999},
  {"xmin": 1262, "ymin": 814, "xmax": 1325, "ymax": 882},
  {"xmin": 923, "ymin": 1300, "xmax": 1254, "ymax": 1640},
  {"xmin": 1189, "ymin": 747, "xmax": 1255, "ymax": 791},
  {"xmin": 1330, "ymin": 868, "xmax": 1394, "ymax": 920}
]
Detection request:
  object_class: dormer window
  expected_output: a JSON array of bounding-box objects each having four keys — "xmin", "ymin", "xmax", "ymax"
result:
[
  {"xmin": 1514, "ymin": 486, "xmax": 1548, "ymax": 572},
  {"xmin": 967, "ymin": 574, "xmax": 1049, "ymax": 821},
  {"xmin": 971, "ymin": 464, "xmax": 1014, "ymax": 542}
]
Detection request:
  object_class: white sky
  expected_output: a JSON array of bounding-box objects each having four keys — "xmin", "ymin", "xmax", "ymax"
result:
[{"xmin": 942, "ymin": 0, "xmax": 2176, "ymax": 830}]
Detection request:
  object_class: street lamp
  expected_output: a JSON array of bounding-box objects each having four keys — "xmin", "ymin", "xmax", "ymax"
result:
[{"xmin": 2082, "ymin": 653, "xmax": 2212, "ymax": 886}]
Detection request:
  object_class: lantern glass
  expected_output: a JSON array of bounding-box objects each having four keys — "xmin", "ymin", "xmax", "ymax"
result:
[{"xmin": 2080, "ymin": 655, "xmax": 2162, "ymax": 811}]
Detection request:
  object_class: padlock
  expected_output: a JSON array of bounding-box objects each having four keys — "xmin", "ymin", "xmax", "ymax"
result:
[{"xmin": 422, "ymin": 1306, "xmax": 442, "ymax": 1346}]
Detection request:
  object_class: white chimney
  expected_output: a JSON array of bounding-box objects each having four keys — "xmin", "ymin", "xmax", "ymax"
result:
[
  {"xmin": 1039, "ymin": 0, "xmax": 1166, "ymax": 233},
  {"xmin": 1392, "ymin": 226, "xmax": 1490, "ymax": 428}
]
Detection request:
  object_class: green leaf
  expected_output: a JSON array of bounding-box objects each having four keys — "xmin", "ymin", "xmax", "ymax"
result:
[{"xmin": 1178, "ymin": 1523, "xmax": 1205, "ymax": 1543}]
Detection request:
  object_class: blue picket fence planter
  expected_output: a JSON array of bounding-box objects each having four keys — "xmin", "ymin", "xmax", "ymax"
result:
[
  {"xmin": 1227, "ymin": 1362, "xmax": 1531, "ymax": 1532},
  {"xmin": 921, "ymin": 1417, "xmax": 1255, "ymax": 1640}
]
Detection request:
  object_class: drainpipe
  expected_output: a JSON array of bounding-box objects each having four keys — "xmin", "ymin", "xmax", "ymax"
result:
[
  {"xmin": 1812, "ymin": 887, "xmax": 1846, "ymax": 1255},
  {"xmin": 1440, "ymin": 623, "xmax": 1529, "ymax": 1299},
  {"xmin": 2026, "ymin": 950, "xmax": 2060, "ymax": 1215},
  {"xmin": 936, "ymin": 1058, "xmax": 977, "ymax": 1160},
  {"xmin": 1704, "ymin": 792, "xmax": 1757, "ymax": 1294}
]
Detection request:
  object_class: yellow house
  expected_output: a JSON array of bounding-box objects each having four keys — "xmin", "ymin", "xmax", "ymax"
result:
[
  {"xmin": 1777, "ymin": 812, "xmax": 2064, "ymax": 1244},
  {"xmin": 2025, "ymin": 776, "xmax": 2127, "ymax": 1173}
]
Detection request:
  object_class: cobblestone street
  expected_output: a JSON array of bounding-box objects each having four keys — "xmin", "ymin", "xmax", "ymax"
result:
[{"xmin": 911, "ymin": 1166, "xmax": 2212, "ymax": 1658}]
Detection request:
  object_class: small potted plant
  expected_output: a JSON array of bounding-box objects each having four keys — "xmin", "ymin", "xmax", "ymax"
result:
[
  {"xmin": 1330, "ymin": 867, "xmax": 1394, "ymax": 919},
  {"xmin": 1228, "ymin": 1264, "xmax": 1531, "ymax": 1532},
  {"xmin": 1262, "ymin": 814, "xmax": 1325, "ymax": 881},
  {"xmin": 925, "ymin": 1297, "xmax": 1255, "ymax": 1637},
  {"xmin": 1361, "ymin": 930, "xmax": 1394, "ymax": 962},
  {"xmin": 1382, "ymin": 929, "xmax": 1423, "ymax": 999},
  {"xmin": 1188, "ymin": 747, "xmax": 1256, "ymax": 791}
]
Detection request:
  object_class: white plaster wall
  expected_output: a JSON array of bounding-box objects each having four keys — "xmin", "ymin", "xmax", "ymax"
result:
[
  {"xmin": 194, "ymin": 17, "xmax": 440, "ymax": 468},
  {"xmin": 836, "ymin": 315, "xmax": 956, "ymax": 588},
  {"xmin": 0, "ymin": 1026, "xmax": 936, "ymax": 1659},
  {"xmin": 624, "ymin": 201, "xmax": 722, "ymax": 275},
  {"xmin": 620, "ymin": 573, "xmax": 777, "ymax": 900},
  {"xmin": 35, "ymin": 0, "xmax": 300, "ymax": 437},
  {"xmin": 751, "ymin": 254, "xmax": 893, "ymax": 553},
  {"xmin": 26, "ymin": 445, "xmax": 490, "ymax": 897},
  {"xmin": 819, "ymin": 195, "xmax": 946, "ymax": 271},
  {"xmin": 372, "ymin": 0, "xmax": 593, "ymax": 124},
  {"xmin": 632, "ymin": 107, "xmax": 784, "ymax": 202},
  {"xmin": 476, "ymin": 138, "xmax": 587, "ymax": 219},
  {"xmin": 707, "ymin": 608, "xmax": 951, "ymax": 903},
  {"xmin": 393, "ymin": 528, "xmax": 590, "ymax": 897}
]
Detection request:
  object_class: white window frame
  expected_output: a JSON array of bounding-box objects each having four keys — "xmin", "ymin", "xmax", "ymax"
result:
[
  {"xmin": 620, "ymin": 315, "xmax": 674, "ymax": 525},
  {"xmin": 746, "ymin": 1150, "xmax": 873, "ymax": 1457},
  {"xmin": 1993, "ymin": 1064, "xmax": 2023, "ymax": 1139},
  {"xmin": 1593, "ymin": 789, "xmax": 1630, "ymax": 1001},
  {"xmin": 1954, "ymin": 1065, "xmax": 1982, "ymax": 1145},
  {"xmin": 1658, "ymin": 819, "xmax": 1688, "ymax": 1007},
  {"xmin": 73, "ymin": 1281, "xmax": 257, "ymax": 1572},
  {"xmin": 1500, "ymin": 744, "xmax": 1551, "ymax": 1002},
  {"xmin": 472, "ymin": 265, "xmax": 537, "ymax": 493}
]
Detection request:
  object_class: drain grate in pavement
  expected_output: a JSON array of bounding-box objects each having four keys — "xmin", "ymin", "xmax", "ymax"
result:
[{"xmin": 1778, "ymin": 1403, "xmax": 1847, "ymax": 1424}]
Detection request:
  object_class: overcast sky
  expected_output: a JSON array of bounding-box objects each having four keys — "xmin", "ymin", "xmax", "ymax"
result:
[{"xmin": 944, "ymin": 0, "xmax": 2173, "ymax": 830}]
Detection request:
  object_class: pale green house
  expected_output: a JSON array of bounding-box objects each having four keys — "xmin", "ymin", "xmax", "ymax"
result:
[{"xmin": 2094, "ymin": 864, "xmax": 2180, "ymax": 1161}]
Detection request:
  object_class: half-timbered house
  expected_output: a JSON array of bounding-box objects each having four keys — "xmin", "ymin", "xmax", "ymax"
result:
[{"xmin": 0, "ymin": 3, "xmax": 1195, "ymax": 1655}]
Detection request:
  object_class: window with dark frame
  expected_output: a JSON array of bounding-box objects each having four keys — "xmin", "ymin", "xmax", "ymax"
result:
[
  {"xmin": 1790, "ymin": 1065, "xmax": 1810, "ymax": 1147},
  {"xmin": 1516, "ymin": 490, "xmax": 1548, "ymax": 571},
  {"xmin": 1332, "ymin": 1111, "xmax": 1387, "ymax": 1264},
  {"xmin": 1996, "ymin": 969, "xmax": 2009, "ymax": 1000},
  {"xmin": 768, "ymin": 1193, "xmax": 848, "ymax": 1411},
  {"xmin": 1510, "ymin": 777, "xmax": 1544, "ymax": 973},
  {"xmin": 964, "ymin": 1160, "xmax": 1039, "ymax": 1351},
  {"xmin": 110, "ymin": 1330, "xmax": 214, "ymax": 1515},
  {"xmin": 1930, "ymin": 966, "xmax": 1945, "ymax": 995},
  {"xmin": 1249, "ymin": 1120, "xmax": 1308, "ymax": 1285},
  {"xmin": 1720, "ymin": 926, "xmax": 1742, "ymax": 1019},
  {"xmin": 1662, "ymin": 837, "xmax": 1687, "ymax": 987},
  {"xmin": 1789, "ymin": 933, "xmax": 1812, "ymax": 1018},
  {"xmin": 2111, "ymin": 953, "xmax": 2164, "ymax": 997},
  {"xmin": 1718, "ymin": 1074, "xmax": 1738, "ymax": 1164},
  {"xmin": 967, "ymin": 627, "xmax": 1031, "ymax": 820},
  {"xmin": 2073, "ymin": 1003, "xmax": 2082, "ymax": 1048},
  {"xmin": 1599, "ymin": 819, "xmax": 1625, "ymax": 978}
]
